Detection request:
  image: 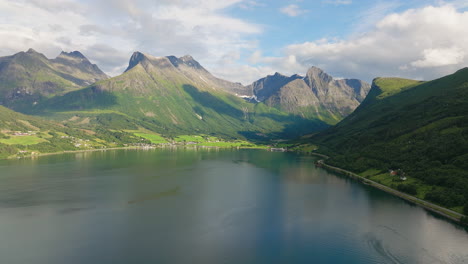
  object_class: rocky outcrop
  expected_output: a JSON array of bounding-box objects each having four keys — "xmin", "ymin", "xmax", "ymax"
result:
[{"xmin": 249, "ymin": 67, "xmax": 371, "ymax": 123}]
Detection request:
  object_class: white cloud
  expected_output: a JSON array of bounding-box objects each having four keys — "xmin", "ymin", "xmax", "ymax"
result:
[
  {"xmin": 251, "ymin": 4, "xmax": 468, "ymax": 83},
  {"xmin": 238, "ymin": 1, "xmax": 265, "ymax": 9},
  {"xmin": 410, "ymin": 47, "xmax": 465, "ymax": 68},
  {"xmin": 0, "ymin": 0, "xmax": 262, "ymax": 79},
  {"xmin": 280, "ymin": 4, "xmax": 308, "ymax": 17},
  {"xmin": 323, "ymin": 0, "xmax": 352, "ymax": 5},
  {"xmin": 2, "ymin": 1, "xmax": 468, "ymax": 86}
]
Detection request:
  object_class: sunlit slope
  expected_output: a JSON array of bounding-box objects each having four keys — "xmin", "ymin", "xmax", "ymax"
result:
[{"xmin": 30, "ymin": 53, "xmax": 328, "ymax": 140}]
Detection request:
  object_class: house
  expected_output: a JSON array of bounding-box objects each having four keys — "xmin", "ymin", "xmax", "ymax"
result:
[{"xmin": 13, "ymin": 132, "xmax": 31, "ymax": 136}]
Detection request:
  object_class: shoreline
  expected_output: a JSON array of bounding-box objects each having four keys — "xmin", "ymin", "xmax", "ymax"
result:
[
  {"xmin": 7, "ymin": 146, "xmax": 144, "ymax": 160},
  {"xmin": 309, "ymin": 153, "xmax": 466, "ymax": 225},
  {"xmin": 5, "ymin": 144, "xmax": 269, "ymax": 161}
]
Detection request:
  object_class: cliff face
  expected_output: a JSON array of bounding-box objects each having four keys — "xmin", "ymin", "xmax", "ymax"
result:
[{"xmin": 249, "ymin": 66, "xmax": 371, "ymax": 123}]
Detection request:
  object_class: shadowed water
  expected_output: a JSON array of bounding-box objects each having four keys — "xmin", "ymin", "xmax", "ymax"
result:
[{"xmin": 0, "ymin": 149, "xmax": 467, "ymax": 264}]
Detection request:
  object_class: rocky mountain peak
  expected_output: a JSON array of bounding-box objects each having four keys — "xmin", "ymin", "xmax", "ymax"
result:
[
  {"xmin": 273, "ymin": 72, "xmax": 284, "ymax": 77},
  {"xmin": 305, "ymin": 66, "xmax": 333, "ymax": 84},
  {"xmin": 125, "ymin": 51, "xmax": 149, "ymax": 72},
  {"xmin": 51, "ymin": 50, "xmax": 108, "ymax": 80},
  {"xmin": 125, "ymin": 52, "xmax": 206, "ymax": 73},
  {"xmin": 59, "ymin": 51, "xmax": 86, "ymax": 59},
  {"xmin": 247, "ymin": 72, "xmax": 303, "ymax": 102},
  {"xmin": 248, "ymin": 66, "xmax": 371, "ymax": 122},
  {"xmin": 180, "ymin": 55, "xmax": 194, "ymax": 61},
  {"xmin": 13, "ymin": 48, "xmax": 48, "ymax": 61},
  {"xmin": 26, "ymin": 48, "xmax": 39, "ymax": 54},
  {"xmin": 167, "ymin": 55, "xmax": 205, "ymax": 70}
]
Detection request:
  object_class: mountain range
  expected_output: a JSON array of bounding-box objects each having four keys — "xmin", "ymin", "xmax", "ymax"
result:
[
  {"xmin": 246, "ymin": 67, "xmax": 370, "ymax": 123},
  {"xmin": 0, "ymin": 49, "xmax": 371, "ymax": 141}
]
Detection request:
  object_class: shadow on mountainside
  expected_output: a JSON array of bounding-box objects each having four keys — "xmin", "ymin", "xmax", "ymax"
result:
[
  {"xmin": 239, "ymin": 115, "xmax": 329, "ymax": 143},
  {"xmin": 184, "ymin": 84, "xmax": 330, "ymax": 142},
  {"xmin": 28, "ymin": 85, "xmax": 118, "ymax": 115},
  {"xmin": 183, "ymin": 84, "xmax": 244, "ymax": 119}
]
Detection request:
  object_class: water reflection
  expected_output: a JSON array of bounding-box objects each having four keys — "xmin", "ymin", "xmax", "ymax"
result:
[{"xmin": 0, "ymin": 149, "xmax": 467, "ymax": 264}]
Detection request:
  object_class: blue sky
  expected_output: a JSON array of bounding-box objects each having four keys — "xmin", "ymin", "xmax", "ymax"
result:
[
  {"xmin": 1, "ymin": 0, "xmax": 468, "ymax": 84},
  {"xmin": 230, "ymin": 1, "xmax": 421, "ymax": 56}
]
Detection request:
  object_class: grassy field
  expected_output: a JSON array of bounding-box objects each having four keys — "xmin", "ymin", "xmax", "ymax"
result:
[
  {"xmin": 361, "ymin": 170, "xmax": 433, "ymax": 201},
  {"xmin": 0, "ymin": 135, "xmax": 48, "ymax": 145},
  {"xmin": 133, "ymin": 132, "xmax": 167, "ymax": 144},
  {"xmin": 373, "ymin": 78, "xmax": 423, "ymax": 99},
  {"xmin": 174, "ymin": 135, "xmax": 207, "ymax": 143}
]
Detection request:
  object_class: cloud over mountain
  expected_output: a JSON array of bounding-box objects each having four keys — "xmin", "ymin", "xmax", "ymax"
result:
[
  {"xmin": 1, "ymin": 1, "xmax": 468, "ymax": 84},
  {"xmin": 0, "ymin": 0, "xmax": 261, "ymax": 80},
  {"xmin": 256, "ymin": 4, "xmax": 468, "ymax": 82}
]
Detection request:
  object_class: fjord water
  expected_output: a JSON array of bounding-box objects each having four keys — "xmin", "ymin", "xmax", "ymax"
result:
[{"xmin": 0, "ymin": 149, "xmax": 467, "ymax": 264}]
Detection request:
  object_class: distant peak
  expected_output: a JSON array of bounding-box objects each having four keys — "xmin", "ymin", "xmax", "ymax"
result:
[
  {"xmin": 60, "ymin": 51, "xmax": 86, "ymax": 59},
  {"xmin": 181, "ymin": 55, "xmax": 194, "ymax": 61},
  {"xmin": 131, "ymin": 51, "xmax": 145, "ymax": 58},
  {"xmin": 306, "ymin": 66, "xmax": 325, "ymax": 74},
  {"xmin": 167, "ymin": 54, "xmax": 205, "ymax": 70},
  {"xmin": 269, "ymin": 72, "xmax": 287, "ymax": 78},
  {"xmin": 166, "ymin": 55, "xmax": 179, "ymax": 66},
  {"xmin": 306, "ymin": 66, "xmax": 331, "ymax": 79},
  {"xmin": 21, "ymin": 48, "xmax": 47, "ymax": 59},
  {"xmin": 125, "ymin": 52, "xmax": 207, "ymax": 72},
  {"xmin": 26, "ymin": 48, "xmax": 38, "ymax": 54},
  {"xmin": 304, "ymin": 66, "xmax": 333, "ymax": 87}
]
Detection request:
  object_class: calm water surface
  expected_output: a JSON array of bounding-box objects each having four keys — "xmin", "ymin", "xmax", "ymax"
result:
[{"xmin": 0, "ymin": 149, "xmax": 467, "ymax": 264}]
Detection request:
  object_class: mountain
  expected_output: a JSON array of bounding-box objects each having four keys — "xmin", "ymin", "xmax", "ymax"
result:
[
  {"xmin": 124, "ymin": 52, "xmax": 249, "ymax": 96},
  {"xmin": 305, "ymin": 69, "xmax": 468, "ymax": 211},
  {"xmin": 52, "ymin": 51, "xmax": 108, "ymax": 85},
  {"xmin": 247, "ymin": 67, "xmax": 370, "ymax": 124},
  {"xmin": 29, "ymin": 52, "xmax": 327, "ymax": 140},
  {"xmin": 0, "ymin": 49, "xmax": 108, "ymax": 109},
  {"xmin": 247, "ymin": 72, "xmax": 302, "ymax": 101}
]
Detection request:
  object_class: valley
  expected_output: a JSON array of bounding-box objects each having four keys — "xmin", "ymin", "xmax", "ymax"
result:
[{"xmin": 0, "ymin": 48, "xmax": 467, "ymax": 224}]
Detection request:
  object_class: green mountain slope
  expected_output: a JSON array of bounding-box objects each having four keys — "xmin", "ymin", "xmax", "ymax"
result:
[
  {"xmin": 0, "ymin": 49, "xmax": 108, "ymax": 110},
  {"xmin": 305, "ymin": 68, "xmax": 468, "ymax": 211},
  {"xmin": 29, "ymin": 52, "xmax": 328, "ymax": 140}
]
